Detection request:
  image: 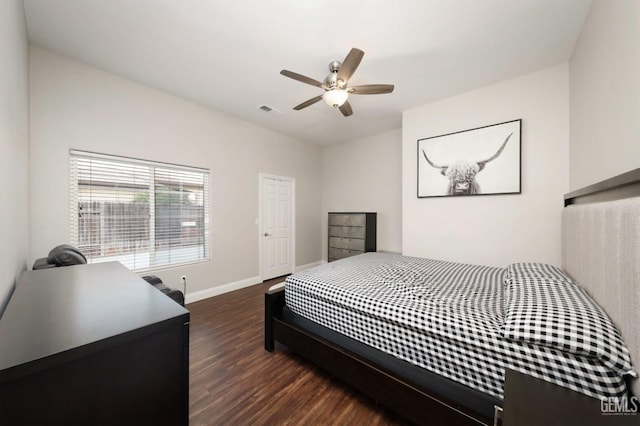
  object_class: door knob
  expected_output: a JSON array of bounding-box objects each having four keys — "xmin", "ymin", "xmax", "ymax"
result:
[{"xmin": 264, "ymin": 232, "xmax": 271, "ymax": 237}]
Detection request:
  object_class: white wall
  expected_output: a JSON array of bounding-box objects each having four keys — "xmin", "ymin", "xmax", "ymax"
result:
[
  {"xmin": 29, "ymin": 46, "xmax": 322, "ymax": 299},
  {"xmin": 403, "ymin": 65, "xmax": 569, "ymax": 267},
  {"xmin": 569, "ymin": 0, "xmax": 640, "ymax": 190},
  {"xmin": 321, "ymin": 129, "xmax": 402, "ymax": 259},
  {"xmin": 0, "ymin": 0, "xmax": 30, "ymax": 316}
]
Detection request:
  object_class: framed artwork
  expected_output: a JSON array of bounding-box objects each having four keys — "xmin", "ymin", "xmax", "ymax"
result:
[{"xmin": 417, "ymin": 119, "xmax": 521, "ymax": 198}]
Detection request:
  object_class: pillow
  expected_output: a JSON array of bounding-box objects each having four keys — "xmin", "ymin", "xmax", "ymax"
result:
[
  {"xmin": 502, "ymin": 263, "xmax": 635, "ymax": 377},
  {"xmin": 505, "ymin": 262, "xmax": 574, "ymax": 283}
]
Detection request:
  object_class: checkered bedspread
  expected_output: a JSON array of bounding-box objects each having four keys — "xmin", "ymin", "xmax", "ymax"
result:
[{"xmin": 284, "ymin": 253, "xmax": 630, "ymax": 400}]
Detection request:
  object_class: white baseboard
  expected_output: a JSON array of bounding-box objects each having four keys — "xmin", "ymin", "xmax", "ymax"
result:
[
  {"xmin": 294, "ymin": 260, "xmax": 324, "ymax": 272},
  {"xmin": 184, "ymin": 260, "xmax": 325, "ymax": 305},
  {"xmin": 185, "ymin": 275, "xmax": 261, "ymax": 304}
]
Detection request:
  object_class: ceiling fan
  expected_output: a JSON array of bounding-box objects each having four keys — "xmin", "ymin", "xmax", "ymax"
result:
[{"xmin": 280, "ymin": 48, "xmax": 394, "ymax": 117}]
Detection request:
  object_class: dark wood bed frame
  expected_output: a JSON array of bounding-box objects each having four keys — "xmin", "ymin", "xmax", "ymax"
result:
[
  {"xmin": 264, "ymin": 167, "xmax": 640, "ymax": 426},
  {"xmin": 264, "ymin": 287, "xmax": 492, "ymax": 425}
]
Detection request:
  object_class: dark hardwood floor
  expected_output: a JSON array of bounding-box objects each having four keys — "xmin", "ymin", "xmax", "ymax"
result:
[{"xmin": 188, "ymin": 277, "xmax": 407, "ymax": 425}]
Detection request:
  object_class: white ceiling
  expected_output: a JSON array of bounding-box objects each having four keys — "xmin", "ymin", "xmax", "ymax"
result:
[{"xmin": 23, "ymin": 0, "xmax": 592, "ymax": 145}]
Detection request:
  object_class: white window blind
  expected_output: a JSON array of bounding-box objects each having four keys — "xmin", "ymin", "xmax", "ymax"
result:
[{"xmin": 70, "ymin": 150, "xmax": 210, "ymax": 272}]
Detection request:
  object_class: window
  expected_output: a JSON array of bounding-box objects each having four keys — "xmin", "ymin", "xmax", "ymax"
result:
[{"xmin": 70, "ymin": 150, "xmax": 210, "ymax": 272}]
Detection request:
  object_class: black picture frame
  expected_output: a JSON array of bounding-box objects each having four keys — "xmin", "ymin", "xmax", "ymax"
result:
[{"xmin": 417, "ymin": 119, "xmax": 522, "ymax": 198}]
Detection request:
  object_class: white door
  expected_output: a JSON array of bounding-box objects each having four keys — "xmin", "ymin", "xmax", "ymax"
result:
[{"xmin": 261, "ymin": 175, "xmax": 294, "ymax": 280}]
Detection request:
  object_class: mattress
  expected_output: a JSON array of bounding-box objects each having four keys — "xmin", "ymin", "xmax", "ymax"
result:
[{"xmin": 284, "ymin": 252, "xmax": 630, "ymax": 400}]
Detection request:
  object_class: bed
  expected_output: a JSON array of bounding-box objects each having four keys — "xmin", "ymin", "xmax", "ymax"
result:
[{"xmin": 264, "ymin": 168, "xmax": 640, "ymax": 425}]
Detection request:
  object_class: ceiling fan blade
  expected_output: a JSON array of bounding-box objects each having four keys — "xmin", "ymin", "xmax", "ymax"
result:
[
  {"xmin": 349, "ymin": 84, "xmax": 395, "ymax": 95},
  {"xmin": 280, "ymin": 70, "xmax": 323, "ymax": 88},
  {"xmin": 293, "ymin": 95, "xmax": 323, "ymax": 110},
  {"xmin": 339, "ymin": 101, "xmax": 353, "ymax": 117},
  {"xmin": 336, "ymin": 48, "xmax": 364, "ymax": 84}
]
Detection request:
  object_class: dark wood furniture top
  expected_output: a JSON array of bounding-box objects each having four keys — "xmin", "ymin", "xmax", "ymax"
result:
[
  {"xmin": 0, "ymin": 262, "xmax": 190, "ymax": 425},
  {"xmin": 0, "ymin": 261, "xmax": 188, "ymax": 376},
  {"xmin": 503, "ymin": 369, "xmax": 638, "ymax": 426}
]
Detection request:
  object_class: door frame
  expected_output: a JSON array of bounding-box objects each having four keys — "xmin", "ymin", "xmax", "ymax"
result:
[{"xmin": 258, "ymin": 173, "xmax": 296, "ymax": 281}]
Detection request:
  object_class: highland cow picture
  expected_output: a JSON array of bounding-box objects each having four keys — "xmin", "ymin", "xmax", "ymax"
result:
[{"xmin": 417, "ymin": 119, "xmax": 521, "ymax": 198}]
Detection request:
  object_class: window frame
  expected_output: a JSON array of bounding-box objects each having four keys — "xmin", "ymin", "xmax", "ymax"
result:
[{"xmin": 69, "ymin": 150, "xmax": 210, "ymax": 273}]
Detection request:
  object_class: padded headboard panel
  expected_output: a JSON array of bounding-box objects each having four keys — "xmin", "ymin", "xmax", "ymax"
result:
[{"xmin": 562, "ymin": 198, "xmax": 640, "ymax": 396}]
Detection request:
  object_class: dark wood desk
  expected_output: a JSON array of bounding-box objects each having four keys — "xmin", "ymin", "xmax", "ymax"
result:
[
  {"xmin": 503, "ymin": 369, "xmax": 639, "ymax": 426},
  {"xmin": 0, "ymin": 262, "xmax": 189, "ymax": 426}
]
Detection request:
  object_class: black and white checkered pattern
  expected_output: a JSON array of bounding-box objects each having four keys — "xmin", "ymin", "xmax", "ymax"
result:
[
  {"xmin": 502, "ymin": 263, "xmax": 635, "ymax": 377},
  {"xmin": 285, "ymin": 253, "xmax": 633, "ymax": 400}
]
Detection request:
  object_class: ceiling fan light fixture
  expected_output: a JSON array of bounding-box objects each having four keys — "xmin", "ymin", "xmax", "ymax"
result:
[
  {"xmin": 323, "ymin": 89, "xmax": 348, "ymax": 108},
  {"xmin": 281, "ymin": 48, "xmax": 393, "ymax": 116}
]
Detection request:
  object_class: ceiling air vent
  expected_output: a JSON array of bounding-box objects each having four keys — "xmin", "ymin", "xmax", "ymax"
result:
[{"xmin": 258, "ymin": 104, "xmax": 282, "ymax": 114}]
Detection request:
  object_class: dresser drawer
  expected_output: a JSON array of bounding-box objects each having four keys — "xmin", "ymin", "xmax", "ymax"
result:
[
  {"xmin": 329, "ymin": 237, "xmax": 365, "ymax": 251},
  {"xmin": 329, "ymin": 225, "xmax": 366, "ymax": 239},
  {"xmin": 327, "ymin": 212, "xmax": 376, "ymax": 263},
  {"xmin": 329, "ymin": 247, "xmax": 364, "ymax": 261},
  {"xmin": 329, "ymin": 214, "xmax": 366, "ymax": 227}
]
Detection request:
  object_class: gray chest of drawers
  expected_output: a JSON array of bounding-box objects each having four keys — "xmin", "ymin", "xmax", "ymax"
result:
[{"xmin": 328, "ymin": 212, "xmax": 377, "ymax": 262}]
